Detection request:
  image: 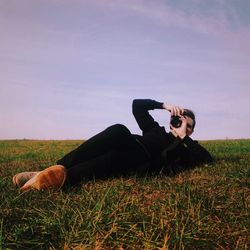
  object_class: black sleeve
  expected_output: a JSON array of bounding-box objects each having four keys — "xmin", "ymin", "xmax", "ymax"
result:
[
  {"xmin": 132, "ymin": 99, "xmax": 164, "ymax": 134},
  {"xmin": 161, "ymin": 136, "xmax": 213, "ymax": 176},
  {"xmin": 182, "ymin": 136, "xmax": 213, "ymax": 166}
]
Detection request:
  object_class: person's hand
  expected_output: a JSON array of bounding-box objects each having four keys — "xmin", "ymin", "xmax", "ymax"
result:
[
  {"xmin": 163, "ymin": 103, "xmax": 184, "ymax": 116},
  {"xmin": 170, "ymin": 115, "xmax": 187, "ymax": 139}
]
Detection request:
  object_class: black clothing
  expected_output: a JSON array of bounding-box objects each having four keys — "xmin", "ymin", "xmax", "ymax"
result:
[
  {"xmin": 57, "ymin": 124, "xmax": 150, "ymax": 185},
  {"xmin": 57, "ymin": 99, "xmax": 213, "ymax": 185},
  {"xmin": 132, "ymin": 99, "xmax": 213, "ymax": 175}
]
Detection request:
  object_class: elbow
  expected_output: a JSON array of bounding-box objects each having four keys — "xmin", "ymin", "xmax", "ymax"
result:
[
  {"xmin": 200, "ymin": 154, "xmax": 214, "ymax": 166},
  {"xmin": 132, "ymin": 99, "xmax": 140, "ymax": 106},
  {"xmin": 132, "ymin": 99, "xmax": 140, "ymax": 114},
  {"xmin": 190, "ymin": 152, "xmax": 214, "ymax": 167},
  {"xmin": 207, "ymin": 155, "xmax": 214, "ymax": 164},
  {"xmin": 205, "ymin": 151, "xmax": 214, "ymax": 164}
]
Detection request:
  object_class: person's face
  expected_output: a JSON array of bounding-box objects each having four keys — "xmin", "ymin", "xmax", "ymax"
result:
[{"xmin": 185, "ymin": 116, "xmax": 194, "ymax": 136}]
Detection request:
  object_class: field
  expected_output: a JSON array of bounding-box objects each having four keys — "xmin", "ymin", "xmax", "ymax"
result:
[{"xmin": 0, "ymin": 139, "xmax": 249, "ymax": 249}]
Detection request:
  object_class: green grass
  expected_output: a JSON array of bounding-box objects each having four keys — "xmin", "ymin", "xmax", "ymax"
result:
[{"xmin": 0, "ymin": 139, "xmax": 249, "ymax": 249}]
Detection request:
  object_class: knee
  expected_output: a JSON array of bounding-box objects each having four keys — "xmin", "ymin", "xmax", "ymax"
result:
[{"xmin": 106, "ymin": 124, "xmax": 130, "ymax": 135}]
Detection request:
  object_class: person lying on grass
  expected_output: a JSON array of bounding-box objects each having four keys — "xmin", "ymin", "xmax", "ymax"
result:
[{"xmin": 13, "ymin": 99, "xmax": 213, "ymax": 192}]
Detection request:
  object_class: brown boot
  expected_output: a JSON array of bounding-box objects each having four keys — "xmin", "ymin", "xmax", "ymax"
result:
[
  {"xmin": 20, "ymin": 165, "xmax": 67, "ymax": 192},
  {"xmin": 13, "ymin": 171, "xmax": 40, "ymax": 187}
]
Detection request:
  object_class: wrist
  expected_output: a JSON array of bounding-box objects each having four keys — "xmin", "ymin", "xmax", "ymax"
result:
[{"xmin": 179, "ymin": 133, "xmax": 187, "ymax": 140}]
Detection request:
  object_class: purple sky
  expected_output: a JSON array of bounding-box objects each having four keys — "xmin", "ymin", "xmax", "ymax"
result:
[{"xmin": 0, "ymin": 0, "xmax": 250, "ymax": 140}]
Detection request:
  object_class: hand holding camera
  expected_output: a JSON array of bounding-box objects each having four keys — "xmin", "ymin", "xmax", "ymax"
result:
[
  {"xmin": 162, "ymin": 103, "xmax": 188, "ymax": 139},
  {"xmin": 170, "ymin": 115, "xmax": 188, "ymax": 139},
  {"xmin": 162, "ymin": 103, "xmax": 184, "ymax": 116}
]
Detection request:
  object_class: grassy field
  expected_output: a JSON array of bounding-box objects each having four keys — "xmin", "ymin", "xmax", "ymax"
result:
[{"xmin": 0, "ymin": 139, "xmax": 249, "ymax": 249}]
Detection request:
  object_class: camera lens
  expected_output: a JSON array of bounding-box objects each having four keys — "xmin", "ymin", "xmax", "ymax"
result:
[{"xmin": 170, "ymin": 116, "xmax": 182, "ymax": 128}]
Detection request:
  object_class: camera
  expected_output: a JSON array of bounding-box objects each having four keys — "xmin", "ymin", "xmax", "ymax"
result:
[{"xmin": 170, "ymin": 116, "xmax": 182, "ymax": 128}]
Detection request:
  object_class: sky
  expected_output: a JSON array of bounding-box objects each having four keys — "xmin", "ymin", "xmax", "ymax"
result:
[{"xmin": 0, "ymin": 0, "xmax": 250, "ymax": 140}]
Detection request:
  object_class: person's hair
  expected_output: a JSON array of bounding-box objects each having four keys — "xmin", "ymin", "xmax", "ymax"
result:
[{"xmin": 183, "ymin": 109, "xmax": 196, "ymax": 129}]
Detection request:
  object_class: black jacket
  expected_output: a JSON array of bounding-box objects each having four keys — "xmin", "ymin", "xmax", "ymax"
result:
[{"xmin": 132, "ymin": 99, "xmax": 213, "ymax": 175}]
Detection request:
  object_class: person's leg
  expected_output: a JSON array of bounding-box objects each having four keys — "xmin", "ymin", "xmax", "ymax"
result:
[
  {"xmin": 13, "ymin": 124, "xmax": 144, "ymax": 191},
  {"xmin": 19, "ymin": 145, "xmax": 148, "ymax": 191},
  {"xmin": 65, "ymin": 146, "xmax": 150, "ymax": 186},
  {"xmin": 57, "ymin": 124, "xmax": 137, "ymax": 169}
]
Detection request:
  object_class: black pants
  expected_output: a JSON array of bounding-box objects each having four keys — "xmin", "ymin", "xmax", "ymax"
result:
[{"xmin": 57, "ymin": 124, "xmax": 150, "ymax": 186}]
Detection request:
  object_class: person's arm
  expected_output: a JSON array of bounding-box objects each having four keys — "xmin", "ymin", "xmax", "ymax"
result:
[
  {"xmin": 161, "ymin": 136, "xmax": 213, "ymax": 176},
  {"xmin": 132, "ymin": 99, "xmax": 164, "ymax": 134},
  {"xmin": 169, "ymin": 115, "xmax": 213, "ymax": 165},
  {"xmin": 133, "ymin": 99, "xmax": 184, "ymax": 134},
  {"xmin": 182, "ymin": 136, "xmax": 213, "ymax": 165}
]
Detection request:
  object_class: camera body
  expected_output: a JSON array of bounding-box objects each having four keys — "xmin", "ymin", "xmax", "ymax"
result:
[{"xmin": 170, "ymin": 116, "xmax": 182, "ymax": 128}]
